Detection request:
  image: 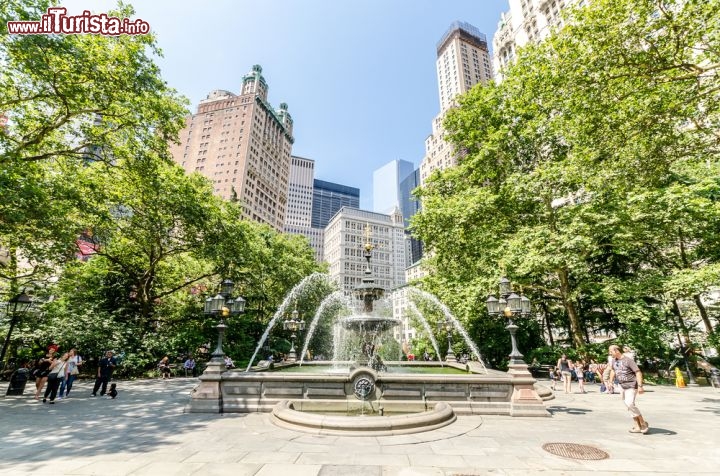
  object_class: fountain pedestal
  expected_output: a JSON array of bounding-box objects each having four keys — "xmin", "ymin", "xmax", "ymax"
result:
[
  {"xmin": 185, "ymin": 358, "xmax": 226, "ymax": 413},
  {"xmin": 507, "ymin": 363, "xmax": 549, "ymax": 417}
]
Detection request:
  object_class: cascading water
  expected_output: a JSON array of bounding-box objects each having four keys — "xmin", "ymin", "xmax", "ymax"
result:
[
  {"xmin": 408, "ymin": 287, "xmax": 486, "ymax": 371},
  {"xmin": 298, "ymin": 291, "xmax": 347, "ymax": 366},
  {"xmin": 245, "ymin": 273, "xmax": 330, "ymax": 371},
  {"xmin": 407, "ymin": 300, "xmax": 443, "ymax": 366}
]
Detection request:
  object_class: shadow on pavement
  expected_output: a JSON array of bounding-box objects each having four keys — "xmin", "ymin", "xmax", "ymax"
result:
[
  {"xmin": 0, "ymin": 378, "xmax": 238, "ymax": 465},
  {"xmin": 546, "ymin": 405, "xmax": 593, "ymax": 415},
  {"xmin": 696, "ymin": 397, "xmax": 720, "ymax": 416},
  {"xmin": 643, "ymin": 427, "xmax": 677, "ymax": 436}
]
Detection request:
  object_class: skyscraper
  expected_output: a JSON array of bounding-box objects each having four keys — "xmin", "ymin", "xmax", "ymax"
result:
[
  {"xmin": 419, "ymin": 22, "xmax": 493, "ymax": 185},
  {"xmin": 283, "ymin": 159, "xmax": 360, "ymax": 262},
  {"xmin": 373, "ymin": 159, "xmax": 423, "ymax": 265},
  {"xmin": 399, "ymin": 168, "xmax": 423, "ymax": 264},
  {"xmin": 285, "ymin": 155, "xmax": 315, "ymax": 229},
  {"xmin": 169, "ymin": 65, "xmax": 294, "ymax": 232},
  {"xmin": 311, "ymin": 180, "xmax": 360, "ymax": 229},
  {"xmin": 493, "ymin": 0, "xmax": 585, "ymax": 82},
  {"xmin": 372, "ymin": 159, "xmax": 415, "ymax": 215}
]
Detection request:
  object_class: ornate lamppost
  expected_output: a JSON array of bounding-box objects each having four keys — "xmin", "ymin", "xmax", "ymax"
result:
[
  {"xmin": 203, "ymin": 279, "xmax": 245, "ymax": 363},
  {"xmin": 1, "ymin": 291, "xmax": 33, "ymax": 365},
  {"xmin": 437, "ymin": 318, "xmax": 456, "ymax": 362},
  {"xmin": 283, "ymin": 301, "xmax": 305, "ymax": 362},
  {"xmin": 486, "ymin": 277, "xmax": 532, "ymax": 366}
]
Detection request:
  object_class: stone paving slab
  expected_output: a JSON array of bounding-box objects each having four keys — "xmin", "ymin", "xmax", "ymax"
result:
[{"xmin": 1, "ymin": 377, "xmax": 719, "ymax": 474}]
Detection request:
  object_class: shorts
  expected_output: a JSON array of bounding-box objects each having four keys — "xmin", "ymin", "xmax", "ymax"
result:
[{"xmin": 561, "ymin": 371, "xmax": 572, "ymax": 377}]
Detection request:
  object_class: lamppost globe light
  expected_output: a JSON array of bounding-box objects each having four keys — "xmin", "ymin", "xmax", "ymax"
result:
[
  {"xmin": 499, "ymin": 277, "xmax": 512, "ymax": 297},
  {"xmin": 520, "ymin": 294, "xmax": 531, "ymax": 315},
  {"xmin": 486, "ymin": 295, "xmax": 499, "ymax": 315},
  {"xmin": 9, "ymin": 292, "xmax": 32, "ymax": 313},
  {"xmin": 231, "ymin": 296, "xmax": 246, "ymax": 314},
  {"xmin": 507, "ymin": 292, "xmax": 521, "ymax": 313},
  {"xmin": 220, "ymin": 279, "xmax": 234, "ymax": 298},
  {"xmin": 1, "ymin": 291, "xmax": 34, "ymax": 364},
  {"xmin": 210, "ymin": 294, "xmax": 225, "ymax": 313}
]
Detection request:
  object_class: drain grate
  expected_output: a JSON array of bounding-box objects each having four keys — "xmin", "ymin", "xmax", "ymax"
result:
[{"xmin": 542, "ymin": 442, "xmax": 609, "ymax": 460}]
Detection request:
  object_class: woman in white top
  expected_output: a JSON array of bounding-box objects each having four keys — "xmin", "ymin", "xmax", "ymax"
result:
[
  {"xmin": 43, "ymin": 352, "xmax": 68, "ymax": 404},
  {"xmin": 58, "ymin": 348, "xmax": 82, "ymax": 398}
]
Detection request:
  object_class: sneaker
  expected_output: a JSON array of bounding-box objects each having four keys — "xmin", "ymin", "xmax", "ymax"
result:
[
  {"xmin": 42, "ymin": 398, "xmax": 47, "ymax": 403},
  {"xmin": 641, "ymin": 422, "xmax": 649, "ymax": 434},
  {"xmin": 49, "ymin": 401, "xmax": 55, "ymax": 404},
  {"xmin": 56, "ymin": 396, "xmax": 62, "ymax": 401},
  {"xmin": 629, "ymin": 427, "xmax": 642, "ymax": 433},
  {"xmin": 91, "ymin": 393, "xmax": 96, "ymax": 397}
]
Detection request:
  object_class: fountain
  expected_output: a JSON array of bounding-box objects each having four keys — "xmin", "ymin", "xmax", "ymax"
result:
[{"xmin": 187, "ymin": 229, "xmax": 550, "ymax": 430}]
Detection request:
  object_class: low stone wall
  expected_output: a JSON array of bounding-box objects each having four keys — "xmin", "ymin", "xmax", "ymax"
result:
[{"xmin": 186, "ymin": 360, "xmax": 549, "ymax": 418}]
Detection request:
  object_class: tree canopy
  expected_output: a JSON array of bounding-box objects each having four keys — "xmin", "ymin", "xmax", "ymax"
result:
[{"xmin": 412, "ymin": 0, "xmax": 720, "ymax": 360}]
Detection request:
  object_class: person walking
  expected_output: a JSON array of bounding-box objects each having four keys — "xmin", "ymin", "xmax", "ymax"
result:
[
  {"xmin": 608, "ymin": 344, "xmax": 649, "ymax": 434},
  {"xmin": 58, "ymin": 348, "xmax": 82, "ymax": 398},
  {"xmin": 92, "ymin": 351, "xmax": 117, "ymax": 397},
  {"xmin": 576, "ymin": 359, "xmax": 587, "ymax": 393},
  {"xmin": 603, "ymin": 354, "xmax": 615, "ymax": 394},
  {"xmin": 33, "ymin": 352, "xmax": 53, "ymax": 400},
  {"xmin": 43, "ymin": 353, "xmax": 68, "ymax": 404},
  {"xmin": 557, "ymin": 353, "xmax": 573, "ymax": 394}
]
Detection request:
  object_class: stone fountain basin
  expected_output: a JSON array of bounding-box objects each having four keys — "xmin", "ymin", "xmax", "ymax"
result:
[{"xmin": 271, "ymin": 399, "xmax": 456, "ymax": 436}]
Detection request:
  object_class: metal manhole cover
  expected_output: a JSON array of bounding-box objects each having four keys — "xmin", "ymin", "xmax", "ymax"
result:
[{"xmin": 542, "ymin": 442, "xmax": 609, "ymax": 460}]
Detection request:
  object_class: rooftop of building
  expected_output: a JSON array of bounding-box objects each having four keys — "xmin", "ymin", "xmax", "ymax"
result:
[
  {"xmin": 313, "ymin": 179, "xmax": 360, "ymax": 196},
  {"xmin": 436, "ymin": 20, "xmax": 488, "ymax": 55}
]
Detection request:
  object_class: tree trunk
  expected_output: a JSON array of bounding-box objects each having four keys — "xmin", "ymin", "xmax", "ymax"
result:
[
  {"xmin": 672, "ymin": 299, "xmax": 691, "ymax": 344},
  {"xmin": 693, "ymin": 294, "xmax": 715, "ymax": 335},
  {"xmin": 0, "ymin": 251, "xmax": 20, "ymax": 365},
  {"xmin": 557, "ymin": 268, "xmax": 584, "ymax": 348},
  {"xmin": 541, "ymin": 301, "xmax": 554, "ymax": 346}
]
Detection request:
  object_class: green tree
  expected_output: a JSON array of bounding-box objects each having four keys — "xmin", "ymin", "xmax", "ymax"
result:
[{"xmin": 412, "ymin": 0, "xmax": 720, "ymax": 353}]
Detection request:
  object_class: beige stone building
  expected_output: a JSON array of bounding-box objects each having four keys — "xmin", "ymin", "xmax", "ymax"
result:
[
  {"xmin": 419, "ymin": 21, "xmax": 493, "ymax": 185},
  {"xmin": 170, "ymin": 65, "xmax": 293, "ymax": 232},
  {"xmin": 493, "ymin": 0, "xmax": 586, "ymax": 82},
  {"xmin": 324, "ymin": 207, "xmax": 407, "ymax": 293}
]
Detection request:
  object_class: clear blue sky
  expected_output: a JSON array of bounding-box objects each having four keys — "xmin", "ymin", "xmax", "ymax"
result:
[{"xmin": 60, "ymin": 0, "xmax": 509, "ymax": 209}]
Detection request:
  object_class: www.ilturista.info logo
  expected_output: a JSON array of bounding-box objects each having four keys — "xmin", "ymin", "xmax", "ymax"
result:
[{"xmin": 7, "ymin": 7, "xmax": 150, "ymax": 35}]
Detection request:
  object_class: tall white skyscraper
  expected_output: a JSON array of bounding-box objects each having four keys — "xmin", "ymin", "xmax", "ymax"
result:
[
  {"xmin": 419, "ymin": 22, "xmax": 493, "ymax": 185},
  {"xmin": 285, "ymin": 155, "xmax": 315, "ymax": 228}
]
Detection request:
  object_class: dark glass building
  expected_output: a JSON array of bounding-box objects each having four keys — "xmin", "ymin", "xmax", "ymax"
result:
[
  {"xmin": 399, "ymin": 169, "xmax": 423, "ymax": 264},
  {"xmin": 311, "ymin": 179, "xmax": 360, "ymax": 229}
]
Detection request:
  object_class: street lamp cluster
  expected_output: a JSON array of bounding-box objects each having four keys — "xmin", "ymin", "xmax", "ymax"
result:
[
  {"xmin": 486, "ymin": 277, "xmax": 532, "ymax": 366},
  {"xmin": 203, "ymin": 279, "xmax": 245, "ymax": 361},
  {"xmin": 282, "ymin": 301, "xmax": 305, "ymax": 362},
  {"xmin": 437, "ymin": 318, "xmax": 456, "ymax": 362}
]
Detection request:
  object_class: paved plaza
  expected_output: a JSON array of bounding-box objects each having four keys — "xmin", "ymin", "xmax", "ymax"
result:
[{"xmin": 0, "ymin": 377, "xmax": 718, "ymax": 475}]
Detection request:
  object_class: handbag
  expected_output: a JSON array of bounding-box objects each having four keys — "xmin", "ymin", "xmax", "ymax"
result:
[{"xmin": 49, "ymin": 362, "xmax": 66, "ymax": 379}]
